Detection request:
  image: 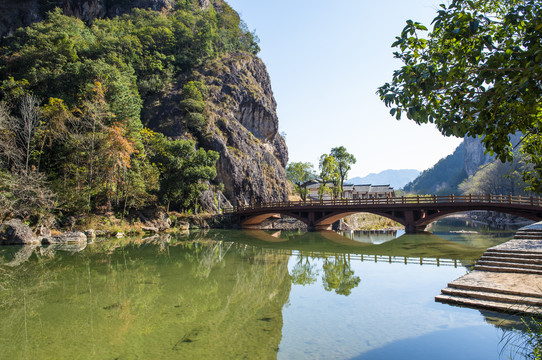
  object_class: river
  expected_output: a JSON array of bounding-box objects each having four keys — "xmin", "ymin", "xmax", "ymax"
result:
[{"xmin": 0, "ymin": 222, "xmax": 531, "ymax": 359}]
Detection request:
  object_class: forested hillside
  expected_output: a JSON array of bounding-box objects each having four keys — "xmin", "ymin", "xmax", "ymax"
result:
[
  {"xmin": 403, "ymin": 143, "xmax": 467, "ymax": 195},
  {"xmin": 0, "ymin": 0, "xmax": 289, "ymax": 224}
]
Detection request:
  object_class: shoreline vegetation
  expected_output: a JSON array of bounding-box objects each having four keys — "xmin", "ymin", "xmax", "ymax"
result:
[{"xmin": 3, "ymin": 209, "xmax": 532, "ymax": 246}]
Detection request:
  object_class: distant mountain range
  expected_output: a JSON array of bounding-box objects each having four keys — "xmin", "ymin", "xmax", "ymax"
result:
[{"xmin": 347, "ymin": 169, "xmax": 421, "ymax": 189}]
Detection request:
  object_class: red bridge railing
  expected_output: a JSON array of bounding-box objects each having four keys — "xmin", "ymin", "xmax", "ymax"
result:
[{"xmin": 224, "ymin": 194, "xmax": 542, "ymax": 214}]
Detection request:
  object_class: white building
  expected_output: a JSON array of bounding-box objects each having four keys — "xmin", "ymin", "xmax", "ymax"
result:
[{"xmin": 305, "ymin": 180, "xmax": 395, "ymax": 200}]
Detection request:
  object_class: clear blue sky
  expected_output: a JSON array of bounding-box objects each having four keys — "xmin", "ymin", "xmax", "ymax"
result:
[{"xmin": 226, "ymin": 0, "xmax": 462, "ymax": 178}]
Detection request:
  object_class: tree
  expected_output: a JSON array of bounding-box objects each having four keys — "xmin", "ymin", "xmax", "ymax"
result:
[
  {"xmin": 143, "ymin": 129, "xmax": 218, "ymax": 212},
  {"xmin": 285, "ymin": 162, "xmax": 315, "ymax": 201},
  {"xmin": 378, "ymin": 0, "xmax": 542, "ymax": 193},
  {"xmin": 330, "ymin": 146, "xmax": 356, "ymax": 198},
  {"xmin": 319, "ymin": 154, "xmax": 340, "ymax": 200},
  {"xmin": 459, "ymin": 152, "xmax": 531, "ymax": 196}
]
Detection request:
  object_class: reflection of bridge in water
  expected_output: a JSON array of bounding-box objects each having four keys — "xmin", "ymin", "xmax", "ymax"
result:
[
  {"xmin": 228, "ymin": 195, "xmax": 542, "ymax": 233},
  {"xmin": 278, "ymin": 249, "xmax": 464, "ymax": 268},
  {"xmin": 217, "ymin": 229, "xmax": 495, "ymax": 267}
]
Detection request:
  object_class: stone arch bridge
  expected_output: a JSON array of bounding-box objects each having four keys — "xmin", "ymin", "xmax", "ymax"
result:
[{"xmin": 227, "ymin": 195, "xmax": 542, "ymax": 233}]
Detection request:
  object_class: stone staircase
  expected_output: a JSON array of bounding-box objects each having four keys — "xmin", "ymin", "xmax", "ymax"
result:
[{"xmin": 435, "ymin": 224, "xmax": 542, "ymax": 316}]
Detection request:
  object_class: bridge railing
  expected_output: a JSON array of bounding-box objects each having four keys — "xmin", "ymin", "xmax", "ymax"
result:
[{"xmin": 223, "ymin": 194, "xmax": 542, "ymax": 213}]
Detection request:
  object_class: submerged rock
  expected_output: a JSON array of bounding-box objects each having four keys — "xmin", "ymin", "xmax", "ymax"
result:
[{"xmin": 0, "ymin": 219, "xmax": 39, "ymax": 245}]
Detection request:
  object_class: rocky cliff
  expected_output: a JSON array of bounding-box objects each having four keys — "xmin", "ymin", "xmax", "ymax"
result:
[
  {"xmin": 200, "ymin": 53, "xmax": 289, "ymax": 205},
  {"xmin": 463, "ymin": 137, "xmax": 493, "ymax": 176},
  {"xmin": 144, "ymin": 53, "xmax": 289, "ymax": 206},
  {"xmin": 0, "ymin": 0, "xmax": 210, "ymax": 38}
]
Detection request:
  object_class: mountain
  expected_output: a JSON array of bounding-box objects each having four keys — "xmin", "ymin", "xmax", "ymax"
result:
[
  {"xmin": 0, "ymin": 0, "xmax": 289, "ymax": 219},
  {"xmin": 347, "ymin": 169, "xmax": 420, "ymax": 189},
  {"xmin": 403, "ymin": 144, "xmax": 467, "ymax": 195},
  {"xmin": 402, "ymin": 135, "xmax": 511, "ymax": 195}
]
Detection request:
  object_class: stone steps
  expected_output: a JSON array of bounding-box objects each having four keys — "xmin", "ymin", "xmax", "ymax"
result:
[
  {"xmin": 480, "ymin": 255, "xmax": 542, "ymax": 265},
  {"xmin": 476, "ymin": 260, "xmax": 542, "ymax": 270},
  {"xmin": 436, "ymin": 282, "xmax": 542, "ymax": 316},
  {"xmin": 474, "ymin": 264, "xmax": 542, "ymax": 275},
  {"xmin": 482, "ymin": 250, "xmax": 542, "ymax": 259},
  {"xmin": 435, "ymin": 294, "xmax": 542, "ymax": 316},
  {"xmin": 514, "ymin": 235, "xmax": 542, "ymax": 240},
  {"xmin": 436, "ymin": 223, "xmax": 542, "ymax": 316}
]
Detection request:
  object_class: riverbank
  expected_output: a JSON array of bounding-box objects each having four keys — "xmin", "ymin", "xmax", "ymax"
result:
[
  {"xmin": 0, "ymin": 211, "xmax": 237, "ymax": 245},
  {"xmin": 435, "ymin": 222, "xmax": 542, "ymax": 316}
]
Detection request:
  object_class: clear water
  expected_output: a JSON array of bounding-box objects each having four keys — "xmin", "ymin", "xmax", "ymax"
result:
[{"xmin": 0, "ymin": 226, "xmax": 528, "ymax": 359}]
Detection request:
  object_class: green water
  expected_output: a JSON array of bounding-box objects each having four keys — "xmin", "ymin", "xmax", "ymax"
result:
[{"xmin": 0, "ymin": 227, "xmax": 528, "ymax": 359}]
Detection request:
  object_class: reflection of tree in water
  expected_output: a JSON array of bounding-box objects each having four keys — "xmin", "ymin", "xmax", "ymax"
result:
[
  {"xmin": 290, "ymin": 254, "xmax": 319, "ymax": 286},
  {"xmin": 322, "ymin": 254, "xmax": 360, "ymax": 296},
  {"xmin": 0, "ymin": 238, "xmax": 292, "ymax": 359}
]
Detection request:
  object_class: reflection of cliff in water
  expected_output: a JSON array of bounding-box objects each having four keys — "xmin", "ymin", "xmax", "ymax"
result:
[{"xmin": 0, "ymin": 238, "xmax": 291, "ymax": 359}]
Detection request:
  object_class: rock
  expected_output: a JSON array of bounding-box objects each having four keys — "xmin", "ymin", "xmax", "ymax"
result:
[
  {"xmin": 142, "ymin": 226, "xmax": 159, "ymax": 233},
  {"xmin": 138, "ymin": 208, "xmax": 170, "ymax": 231},
  {"xmin": 187, "ymin": 217, "xmax": 209, "ymax": 229},
  {"xmin": 39, "ymin": 225, "xmax": 51, "ymax": 237},
  {"xmin": 178, "ymin": 221, "xmax": 190, "ymax": 231},
  {"xmin": 0, "ymin": 219, "xmax": 39, "ymax": 245},
  {"xmin": 63, "ymin": 216, "xmax": 77, "ymax": 229},
  {"xmin": 42, "ymin": 231, "xmax": 87, "ymax": 244},
  {"xmin": 115, "ymin": 232, "xmax": 125, "ymax": 238},
  {"xmin": 201, "ymin": 54, "xmax": 289, "ymax": 205},
  {"xmin": 199, "ymin": 189, "xmax": 233, "ymax": 213},
  {"xmin": 84, "ymin": 229, "xmax": 95, "ymax": 239},
  {"xmin": 94, "ymin": 230, "xmax": 107, "ymax": 237},
  {"xmin": 0, "ymin": 0, "xmax": 176, "ymax": 38}
]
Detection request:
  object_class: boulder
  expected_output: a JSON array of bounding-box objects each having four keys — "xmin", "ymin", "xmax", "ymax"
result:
[
  {"xmin": 138, "ymin": 208, "xmax": 170, "ymax": 232},
  {"xmin": 42, "ymin": 231, "xmax": 87, "ymax": 244},
  {"xmin": 0, "ymin": 219, "xmax": 39, "ymax": 245}
]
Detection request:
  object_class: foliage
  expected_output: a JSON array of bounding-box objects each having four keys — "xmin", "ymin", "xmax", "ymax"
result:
[
  {"xmin": 142, "ymin": 129, "xmax": 219, "ymax": 212},
  {"xmin": 459, "ymin": 151, "xmax": 532, "ymax": 196},
  {"xmin": 319, "ymin": 154, "xmax": 340, "ymax": 199},
  {"xmin": 330, "ymin": 146, "xmax": 356, "ymax": 197},
  {"xmin": 501, "ymin": 317, "xmax": 542, "ymax": 360},
  {"xmin": 181, "ymin": 81, "xmax": 207, "ymax": 134},
  {"xmin": 0, "ymin": 2, "xmax": 260, "ymax": 219},
  {"xmin": 285, "ymin": 161, "xmax": 315, "ymax": 201},
  {"xmin": 317, "ymin": 146, "xmax": 356, "ymax": 199},
  {"xmin": 378, "ymin": 0, "xmax": 542, "ymax": 193}
]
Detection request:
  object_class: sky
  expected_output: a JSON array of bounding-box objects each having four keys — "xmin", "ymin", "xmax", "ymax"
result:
[{"xmin": 226, "ymin": 0, "xmax": 463, "ymax": 178}]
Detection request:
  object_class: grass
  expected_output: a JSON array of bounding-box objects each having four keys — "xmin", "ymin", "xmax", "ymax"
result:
[{"xmin": 501, "ymin": 316, "xmax": 542, "ymax": 360}]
